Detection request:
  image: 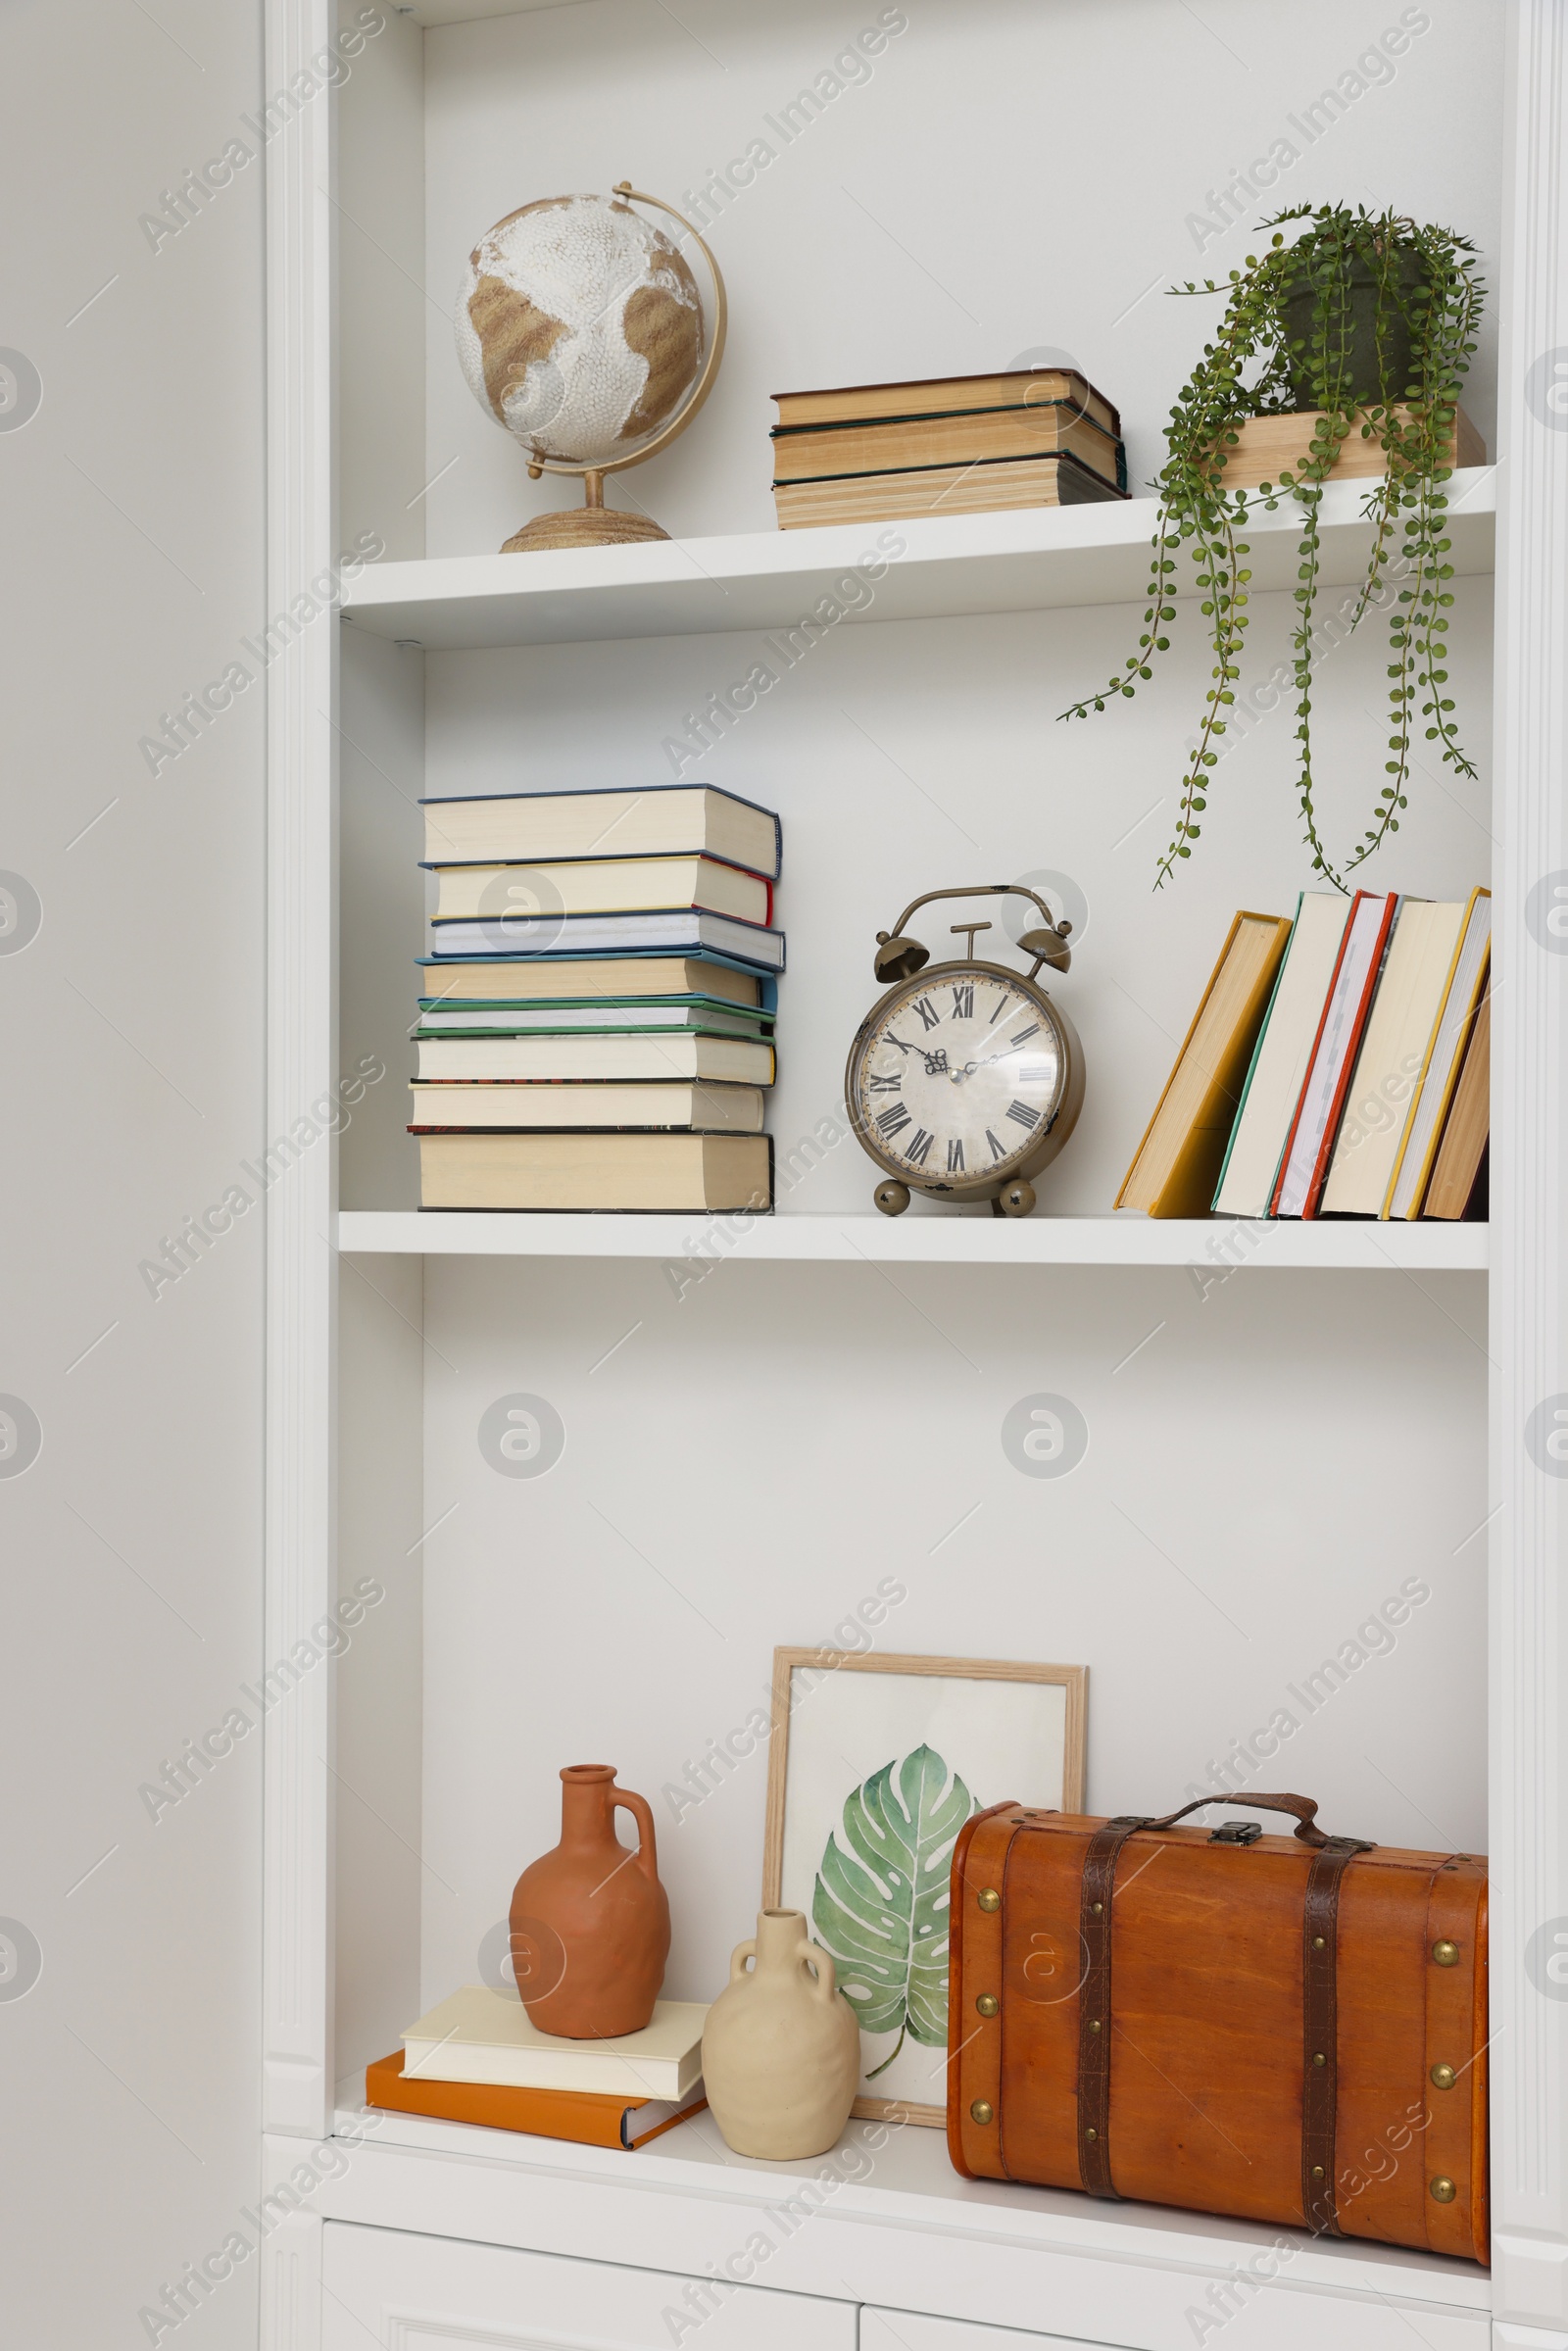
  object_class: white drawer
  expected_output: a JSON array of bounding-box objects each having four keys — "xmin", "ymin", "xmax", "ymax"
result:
[
  {"xmin": 862, "ymin": 2313, "xmax": 1125, "ymax": 2351},
  {"xmin": 321, "ymin": 2220, "xmax": 857, "ymax": 2350}
]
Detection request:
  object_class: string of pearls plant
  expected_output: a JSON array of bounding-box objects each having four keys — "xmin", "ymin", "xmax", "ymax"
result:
[{"xmin": 1060, "ymin": 203, "xmax": 1484, "ymax": 891}]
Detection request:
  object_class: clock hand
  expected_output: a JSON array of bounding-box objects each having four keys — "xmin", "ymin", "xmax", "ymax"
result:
[{"xmin": 950, "ymin": 1048, "xmax": 1021, "ymax": 1084}]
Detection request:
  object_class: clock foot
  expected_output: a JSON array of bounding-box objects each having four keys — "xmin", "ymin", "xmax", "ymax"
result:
[
  {"xmin": 873, "ymin": 1180, "xmax": 910, "ymax": 1217},
  {"xmin": 998, "ymin": 1178, "xmax": 1036, "ymax": 1219}
]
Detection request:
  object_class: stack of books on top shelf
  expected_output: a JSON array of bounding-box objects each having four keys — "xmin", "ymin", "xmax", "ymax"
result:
[
  {"xmin": 769, "ymin": 367, "xmax": 1127, "ymax": 530},
  {"xmin": 1117, "ymin": 887, "xmax": 1492, "ymax": 1222},
  {"xmin": 368, "ymin": 1986, "xmax": 708, "ymax": 2152},
  {"xmin": 414, "ymin": 784, "xmax": 783, "ymax": 1212}
]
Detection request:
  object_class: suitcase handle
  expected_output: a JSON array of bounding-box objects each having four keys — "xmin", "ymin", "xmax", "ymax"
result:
[{"xmin": 1138, "ymin": 1791, "xmax": 1349, "ymax": 1848}]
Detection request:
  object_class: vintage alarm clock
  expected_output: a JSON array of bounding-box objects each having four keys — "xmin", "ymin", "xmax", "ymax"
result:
[{"xmin": 845, "ymin": 883, "xmax": 1085, "ymax": 1217}]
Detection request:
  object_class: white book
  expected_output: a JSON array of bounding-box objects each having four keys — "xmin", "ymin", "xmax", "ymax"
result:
[
  {"xmin": 408, "ymin": 1082, "xmax": 766, "ymax": 1133},
  {"xmin": 1384, "ymin": 888, "xmax": 1493, "ymax": 1218},
  {"xmin": 1273, "ymin": 892, "xmax": 1396, "ymax": 1218},
  {"xmin": 421, "ymin": 784, "xmax": 780, "ymax": 878},
  {"xmin": 416, "ymin": 1001, "xmax": 769, "ymax": 1036},
  {"xmin": 403, "ymin": 1988, "xmax": 708, "ymax": 2099},
  {"xmin": 416, "ymin": 1033, "xmax": 774, "ymax": 1084},
  {"xmin": 1212, "ymin": 894, "xmax": 1351, "ymax": 1218},
  {"xmin": 428, "ymin": 909, "xmax": 785, "ymax": 971},
  {"xmin": 1320, "ymin": 899, "xmax": 1468, "ymax": 1215}
]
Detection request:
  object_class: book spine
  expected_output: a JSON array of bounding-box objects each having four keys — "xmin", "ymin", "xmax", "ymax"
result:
[
  {"xmin": 1269, "ymin": 894, "xmax": 1370, "ymax": 1217},
  {"xmin": 1301, "ymin": 896, "xmax": 1398, "ymax": 1218}
]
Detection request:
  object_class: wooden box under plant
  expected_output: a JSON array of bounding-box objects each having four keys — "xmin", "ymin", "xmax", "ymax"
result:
[{"xmin": 1217, "ymin": 403, "xmax": 1486, "ymax": 489}]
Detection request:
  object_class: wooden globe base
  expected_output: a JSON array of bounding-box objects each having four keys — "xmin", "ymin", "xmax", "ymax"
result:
[{"xmin": 502, "ymin": 506, "xmax": 671, "ymax": 554}]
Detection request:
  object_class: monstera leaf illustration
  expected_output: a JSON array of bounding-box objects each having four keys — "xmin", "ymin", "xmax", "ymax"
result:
[{"xmin": 811, "ymin": 1744, "xmax": 979, "ymax": 2075}]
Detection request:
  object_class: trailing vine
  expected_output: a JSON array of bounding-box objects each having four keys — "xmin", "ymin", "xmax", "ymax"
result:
[{"xmin": 1060, "ymin": 203, "xmax": 1484, "ymax": 890}]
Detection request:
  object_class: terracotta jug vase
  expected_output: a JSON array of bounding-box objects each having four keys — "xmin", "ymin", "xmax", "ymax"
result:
[
  {"xmin": 703, "ymin": 1909, "xmax": 860, "ymax": 2158},
  {"xmin": 509, "ymin": 1765, "xmax": 670, "ymax": 2038}
]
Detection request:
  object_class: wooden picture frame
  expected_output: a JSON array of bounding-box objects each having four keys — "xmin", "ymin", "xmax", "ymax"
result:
[{"xmin": 762, "ymin": 1648, "xmax": 1087, "ymax": 2127}]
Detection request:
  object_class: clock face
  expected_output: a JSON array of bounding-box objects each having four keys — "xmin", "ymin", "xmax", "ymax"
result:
[{"xmin": 850, "ymin": 966, "xmax": 1066, "ymax": 1187}]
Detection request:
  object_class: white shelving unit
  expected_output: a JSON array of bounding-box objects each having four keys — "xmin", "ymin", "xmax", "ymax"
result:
[
  {"xmin": 259, "ymin": 8, "xmax": 1568, "ymax": 2351},
  {"xmin": 338, "ymin": 1209, "xmax": 1490, "ymax": 1270},
  {"xmin": 340, "ymin": 472, "xmax": 1497, "ymax": 652}
]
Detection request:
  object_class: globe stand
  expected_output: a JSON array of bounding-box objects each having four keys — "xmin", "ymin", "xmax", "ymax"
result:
[{"xmin": 502, "ymin": 467, "xmax": 671, "ymax": 555}]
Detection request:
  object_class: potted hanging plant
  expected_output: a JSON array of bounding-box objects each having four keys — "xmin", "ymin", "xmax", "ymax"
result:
[{"xmin": 1061, "ymin": 203, "xmax": 1485, "ymax": 890}]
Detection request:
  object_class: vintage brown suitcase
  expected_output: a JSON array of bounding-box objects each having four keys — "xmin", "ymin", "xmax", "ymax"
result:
[{"xmin": 948, "ymin": 1792, "xmax": 1488, "ymax": 2262}]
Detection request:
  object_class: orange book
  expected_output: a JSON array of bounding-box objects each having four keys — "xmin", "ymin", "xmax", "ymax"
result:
[{"xmin": 366, "ymin": 2049, "xmax": 707, "ymax": 2151}]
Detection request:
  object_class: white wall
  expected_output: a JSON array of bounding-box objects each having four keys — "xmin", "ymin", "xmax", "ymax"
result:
[
  {"xmin": 421, "ymin": 0, "xmax": 1502, "ymax": 554},
  {"xmin": 0, "ymin": 1, "xmax": 270, "ymax": 2342},
  {"xmin": 418, "ymin": 1252, "xmax": 1488, "ymax": 2015}
]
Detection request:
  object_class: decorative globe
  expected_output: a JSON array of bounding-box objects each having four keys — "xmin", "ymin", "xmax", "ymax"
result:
[{"xmin": 456, "ymin": 194, "xmax": 706, "ymax": 547}]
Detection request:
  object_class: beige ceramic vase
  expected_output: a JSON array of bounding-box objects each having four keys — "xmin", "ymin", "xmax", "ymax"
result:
[{"xmin": 703, "ymin": 1909, "xmax": 860, "ymax": 2158}]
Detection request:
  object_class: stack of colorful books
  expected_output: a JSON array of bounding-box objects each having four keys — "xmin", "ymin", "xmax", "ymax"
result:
[
  {"xmin": 368, "ymin": 1986, "xmax": 708, "ymax": 2151},
  {"xmin": 769, "ymin": 367, "xmax": 1127, "ymax": 530},
  {"xmin": 1117, "ymin": 887, "xmax": 1492, "ymax": 1222},
  {"xmin": 413, "ymin": 785, "xmax": 783, "ymax": 1212}
]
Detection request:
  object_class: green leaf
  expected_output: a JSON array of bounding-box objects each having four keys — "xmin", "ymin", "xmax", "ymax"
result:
[{"xmin": 811, "ymin": 1744, "xmax": 979, "ymax": 2058}]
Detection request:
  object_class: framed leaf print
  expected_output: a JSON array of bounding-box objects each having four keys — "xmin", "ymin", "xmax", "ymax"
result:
[{"xmin": 762, "ymin": 1649, "xmax": 1087, "ymax": 2126}]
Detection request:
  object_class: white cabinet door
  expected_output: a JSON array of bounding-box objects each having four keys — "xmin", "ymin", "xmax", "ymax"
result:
[
  {"xmin": 321, "ymin": 2220, "xmax": 856, "ymax": 2349},
  {"xmin": 862, "ymin": 2312, "xmax": 1126, "ymax": 2351}
]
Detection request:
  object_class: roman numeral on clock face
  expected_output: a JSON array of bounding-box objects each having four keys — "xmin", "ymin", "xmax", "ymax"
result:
[
  {"xmin": 947, "ymin": 1138, "xmax": 965, "ymax": 1173},
  {"xmin": 988, "ymin": 993, "xmax": 1009, "ymax": 1022},
  {"xmin": 875, "ymin": 1102, "xmax": 912, "ymax": 1138},
  {"xmin": 951, "ymin": 983, "xmax": 974, "ymax": 1018},
  {"xmin": 912, "ymin": 996, "xmax": 940, "ymax": 1032},
  {"xmin": 1006, "ymin": 1099, "xmax": 1041, "ymax": 1130},
  {"xmin": 986, "ymin": 1129, "xmax": 1006, "ymax": 1160},
  {"xmin": 906, "ymin": 1127, "xmax": 935, "ymax": 1167},
  {"xmin": 866, "ymin": 1073, "xmax": 901, "ymax": 1093},
  {"xmin": 1010, "ymin": 1022, "xmax": 1041, "ymax": 1046}
]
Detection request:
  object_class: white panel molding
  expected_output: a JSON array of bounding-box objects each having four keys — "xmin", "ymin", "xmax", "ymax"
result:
[
  {"xmin": 1492, "ymin": 0, "xmax": 1568, "ymax": 2331},
  {"xmin": 260, "ymin": 2205, "xmax": 324, "ymax": 2351},
  {"xmin": 264, "ymin": 0, "xmax": 338, "ymax": 2140}
]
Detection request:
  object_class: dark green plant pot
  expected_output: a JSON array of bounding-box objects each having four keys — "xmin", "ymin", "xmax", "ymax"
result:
[{"xmin": 1282, "ymin": 250, "xmax": 1430, "ymax": 409}]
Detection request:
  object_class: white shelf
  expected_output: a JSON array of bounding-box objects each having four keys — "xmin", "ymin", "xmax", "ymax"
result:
[
  {"xmin": 336, "ymin": 1209, "xmax": 1489, "ymax": 1269},
  {"xmin": 339, "ymin": 469, "xmax": 1496, "ymax": 653},
  {"xmin": 308, "ymin": 2090, "xmax": 1490, "ymax": 2351}
]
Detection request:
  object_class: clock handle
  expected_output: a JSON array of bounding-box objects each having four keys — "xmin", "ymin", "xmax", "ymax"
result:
[
  {"xmin": 880, "ymin": 882, "xmax": 1065, "ymax": 939},
  {"xmin": 874, "ymin": 883, "xmax": 1072, "ymax": 983}
]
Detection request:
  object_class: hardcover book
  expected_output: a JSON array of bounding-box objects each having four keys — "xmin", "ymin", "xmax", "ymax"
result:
[
  {"xmin": 771, "ymin": 367, "xmax": 1122, "ymax": 439},
  {"xmin": 1211, "ymin": 894, "xmax": 1350, "ymax": 1218},
  {"xmin": 1271, "ymin": 891, "xmax": 1398, "ymax": 1218},
  {"xmin": 407, "ymin": 1081, "xmax": 766, "ymax": 1133},
  {"xmin": 769, "ymin": 403, "xmax": 1125, "ymax": 491},
  {"xmin": 426, "ymin": 910, "xmax": 785, "ymax": 972},
  {"xmin": 773, "ymin": 453, "xmax": 1124, "ymax": 529},
  {"xmin": 367, "ymin": 2050, "xmax": 707, "ymax": 2152},
  {"xmin": 428, "ymin": 856, "xmax": 771, "ymax": 928},
  {"xmin": 1116, "ymin": 912, "xmax": 1293, "ymax": 1217},
  {"xmin": 417, "ymin": 1129, "xmax": 773, "ymax": 1212},
  {"xmin": 403, "ymin": 1987, "xmax": 706, "ymax": 2099},
  {"xmin": 421, "ymin": 784, "xmax": 780, "ymax": 878}
]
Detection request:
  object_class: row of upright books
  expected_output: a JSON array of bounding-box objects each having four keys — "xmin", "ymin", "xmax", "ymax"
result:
[
  {"xmin": 414, "ymin": 784, "xmax": 784, "ymax": 1212},
  {"xmin": 1119, "ymin": 887, "xmax": 1492, "ymax": 1221},
  {"xmin": 769, "ymin": 367, "xmax": 1127, "ymax": 530}
]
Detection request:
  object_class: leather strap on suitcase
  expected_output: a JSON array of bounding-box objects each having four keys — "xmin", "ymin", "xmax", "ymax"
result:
[{"xmin": 1073, "ymin": 1795, "xmax": 1374, "ymax": 2230}]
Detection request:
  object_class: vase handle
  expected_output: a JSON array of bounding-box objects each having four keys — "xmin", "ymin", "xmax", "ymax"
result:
[
  {"xmin": 728, "ymin": 1938, "xmax": 758, "ymax": 1984},
  {"xmin": 612, "ymin": 1786, "xmax": 660, "ymax": 1885},
  {"xmin": 797, "ymin": 1938, "xmax": 837, "ymax": 2004}
]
